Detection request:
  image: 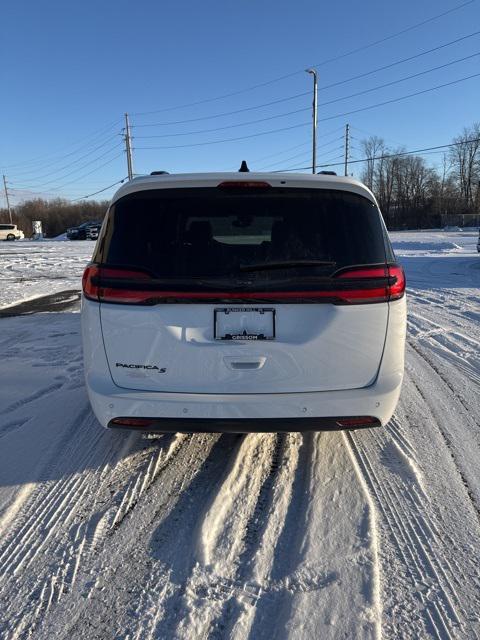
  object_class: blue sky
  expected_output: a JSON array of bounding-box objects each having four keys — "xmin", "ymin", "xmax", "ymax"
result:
[{"xmin": 1, "ymin": 0, "xmax": 479, "ymax": 204}]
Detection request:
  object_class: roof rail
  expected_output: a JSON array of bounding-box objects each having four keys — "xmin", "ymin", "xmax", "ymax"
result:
[
  {"xmin": 317, "ymin": 170, "xmax": 337, "ymax": 176},
  {"xmin": 150, "ymin": 171, "xmax": 170, "ymax": 175}
]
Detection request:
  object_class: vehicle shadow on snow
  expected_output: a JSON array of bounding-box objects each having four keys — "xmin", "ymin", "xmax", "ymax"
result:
[
  {"xmin": 0, "ymin": 310, "xmax": 155, "ymax": 488},
  {"xmin": 0, "ymin": 400, "xmax": 155, "ymax": 489}
]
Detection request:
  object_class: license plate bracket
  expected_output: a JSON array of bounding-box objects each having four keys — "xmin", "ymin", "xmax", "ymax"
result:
[{"xmin": 214, "ymin": 307, "xmax": 276, "ymax": 341}]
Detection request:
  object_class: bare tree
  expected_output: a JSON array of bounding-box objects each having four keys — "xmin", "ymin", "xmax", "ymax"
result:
[
  {"xmin": 360, "ymin": 136, "xmax": 385, "ymax": 190},
  {"xmin": 449, "ymin": 123, "xmax": 480, "ymax": 208}
]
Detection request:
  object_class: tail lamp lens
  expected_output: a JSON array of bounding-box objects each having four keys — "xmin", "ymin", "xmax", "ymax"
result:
[
  {"xmin": 82, "ymin": 265, "xmax": 152, "ymax": 303},
  {"xmin": 335, "ymin": 264, "xmax": 405, "ymax": 303},
  {"xmin": 82, "ymin": 263, "xmax": 405, "ymax": 305}
]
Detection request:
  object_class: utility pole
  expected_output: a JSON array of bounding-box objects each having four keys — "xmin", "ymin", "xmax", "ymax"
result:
[
  {"xmin": 306, "ymin": 69, "xmax": 318, "ymax": 174},
  {"xmin": 2, "ymin": 175, "xmax": 12, "ymax": 224},
  {"xmin": 344, "ymin": 123, "xmax": 350, "ymax": 177},
  {"xmin": 124, "ymin": 113, "xmax": 134, "ymax": 180}
]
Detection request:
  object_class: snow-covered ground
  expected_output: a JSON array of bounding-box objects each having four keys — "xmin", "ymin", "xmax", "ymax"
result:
[
  {"xmin": 0, "ymin": 230, "xmax": 479, "ymax": 639},
  {"xmin": 0, "ymin": 240, "xmax": 95, "ymax": 310}
]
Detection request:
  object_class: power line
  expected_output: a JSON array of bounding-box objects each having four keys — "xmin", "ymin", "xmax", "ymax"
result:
[
  {"xmin": 133, "ymin": 72, "xmax": 480, "ymax": 151},
  {"xmin": 130, "ymin": 29, "xmax": 480, "ymax": 131},
  {"xmin": 8, "ymin": 134, "xmax": 121, "ymax": 181},
  {"xmin": 131, "ymin": 92, "xmax": 309, "ymax": 128},
  {"xmin": 316, "ymin": 71, "xmax": 480, "ymax": 125},
  {"xmin": 71, "ymin": 178, "xmax": 128, "ymax": 201},
  {"xmin": 0, "ymin": 119, "xmax": 122, "ymax": 172},
  {"xmin": 316, "ymin": 51, "xmax": 480, "ymax": 108},
  {"xmin": 130, "ymin": 1, "xmax": 474, "ymax": 116},
  {"xmin": 349, "ymin": 126, "xmax": 406, "ymax": 148},
  {"xmin": 257, "ymin": 137, "xmax": 345, "ymax": 169},
  {"xmin": 258, "ymin": 148, "xmax": 316, "ymax": 170},
  {"xmin": 310, "ymin": 1, "xmax": 476, "ymax": 69},
  {"xmin": 244, "ymin": 127, "xmax": 344, "ymax": 167},
  {"xmin": 319, "ymin": 29, "xmax": 480, "ymax": 93},
  {"xmin": 132, "ymin": 52, "xmax": 480, "ymax": 141},
  {"xmin": 245, "ymin": 140, "xmax": 311, "ymax": 166},
  {"xmin": 134, "ymin": 121, "xmax": 311, "ymax": 150},
  {"xmin": 49, "ymin": 151, "xmax": 126, "ymax": 190},
  {"xmin": 134, "ymin": 108, "xmax": 309, "ymax": 139},
  {"xmin": 11, "ymin": 150, "xmax": 125, "ymax": 193},
  {"xmin": 272, "ymin": 137, "xmax": 480, "ymax": 172},
  {"xmin": 12, "ymin": 143, "xmax": 124, "ymax": 189}
]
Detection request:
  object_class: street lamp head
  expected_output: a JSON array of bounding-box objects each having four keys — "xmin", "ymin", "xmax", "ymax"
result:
[{"xmin": 305, "ymin": 68, "xmax": 317, "ymax": 76}]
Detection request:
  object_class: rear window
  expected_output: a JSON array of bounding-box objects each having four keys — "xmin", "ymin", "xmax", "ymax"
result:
[
  {"xmin": 0, "ymin": 224, "xmax": 15, "ymax": 230},
  {"xmin": 97, "ymin": 187, "xmax": 388, "ymax": 284}
]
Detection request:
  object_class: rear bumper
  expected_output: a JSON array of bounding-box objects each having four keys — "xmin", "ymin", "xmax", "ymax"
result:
[
  {"xmin": 108, "ymin": 415, "xmax": 381, "ymax": 433},
  {"xmin": 85, "ymin": 368, "xmax": 403, "ymax": 430}
]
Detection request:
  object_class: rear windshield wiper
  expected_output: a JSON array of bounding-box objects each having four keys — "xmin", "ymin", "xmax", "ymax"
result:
[{"xmin": 239, "ymin": 260, "xmax": 337, "ymax": 273}]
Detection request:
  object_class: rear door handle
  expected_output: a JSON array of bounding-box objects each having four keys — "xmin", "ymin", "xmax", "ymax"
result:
[{"xmin": 224, "ymin": 356, "xmax": 266, "ymax": 370}]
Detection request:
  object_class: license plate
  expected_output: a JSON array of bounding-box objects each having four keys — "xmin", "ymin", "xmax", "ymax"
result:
[{"xmin": 214, "ymin": 308, "xmax": 276, "ymax": 341}]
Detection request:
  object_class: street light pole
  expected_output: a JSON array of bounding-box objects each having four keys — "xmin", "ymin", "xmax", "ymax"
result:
[{"xmin": 306, "ymin": 69, "xmax": 318, "ymax": 174}]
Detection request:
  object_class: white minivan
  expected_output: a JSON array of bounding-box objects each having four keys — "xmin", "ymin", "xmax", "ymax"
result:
[
  {"xmin": 0, "ymin": 224, "xmax": 24, "ymax": 241},
  {"xmin": 81, "ymin": 171, "xmax": 406, "ymax": 432}
]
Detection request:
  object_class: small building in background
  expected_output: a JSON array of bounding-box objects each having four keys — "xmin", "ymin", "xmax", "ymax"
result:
[{"xmin": 32, "ymin": 220, "xmax": 43, "ymax": 240}]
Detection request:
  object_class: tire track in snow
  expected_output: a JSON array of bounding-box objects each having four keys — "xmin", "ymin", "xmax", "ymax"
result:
[
  {"xmin": 176, "ymin": 431, "xmax": 382, "ymax": 640},
  {"xmin": 245, "ymin": 432, "xmax": 382, "ymax": 640},
  {"xmin": 110, "ymin": 433, "xmax": 188, "ymax": 530},
  {"xmin": 406, "ymin": 343, "xmax": 480, "ymax": 520},
  {"xmin": 1, "ymin": 381, "xmax": 66, "ymax": 416},
  {"xmin": 185, "ymin": 433, "xmax": 294, "ymax": 639},
  {"xmin": 408, "ymin": 339, "xmax": 480, "ymax": 419},
  {"xmin": 346, "ymin": 424, "xmax": 478, "ymax": 639},
  {"xmin": 407, "ymin": 311, "xmax": 480, "ymax": 388},
  {"xmin": 39, "ymin": 434, "xmax": 237, "ymax": 640},
  {"xmin": 0, "ymin": 412, "xmax": 159, "ymax": 640}
]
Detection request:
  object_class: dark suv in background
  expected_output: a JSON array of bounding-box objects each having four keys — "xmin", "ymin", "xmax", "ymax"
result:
[{"xmin": 67, "ymin": 221, "xmax": 102, "ymax": 240}]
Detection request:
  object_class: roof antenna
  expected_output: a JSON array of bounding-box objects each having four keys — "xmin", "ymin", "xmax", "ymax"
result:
[{"xmin": 239, "ymin": 160, "xmax": 249, "ymax": 172}]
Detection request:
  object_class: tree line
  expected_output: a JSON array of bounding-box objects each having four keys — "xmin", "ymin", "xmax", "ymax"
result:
[
  {"xmin": 0, "ymin": 198, "xmax": 109, "ymax": 238},
  {"xmin": 1, "ymin": 123, "xmax": 479, "ymax": 234},
  {"xmin": 360, "ymin": 122, "xmax": 480, "ymax": 229}
]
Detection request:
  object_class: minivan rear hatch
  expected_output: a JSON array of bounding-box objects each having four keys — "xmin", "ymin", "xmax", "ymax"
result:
[{"xmin": 93, "ymin": 186, "xmax": 393, "ymax": 394}]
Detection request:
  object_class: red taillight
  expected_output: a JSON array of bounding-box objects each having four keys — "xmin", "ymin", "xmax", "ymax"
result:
[
  {"xmin": 82, "ymin": 263, "xmax": 406, "ymax": 305},
  {"xmin": 335, "ymin": 264, "xmax": 405, "ymax": 303},
  {"xmin": 82, "ymin": 265, "xmax": 100, "ymax": 300},
  {"xmin": 217, "ymin": 181, "xmax": 271, "ymax": 188},
  {"xmin": 387, "ymin": 265, "xmax": 406, "ymax": 300},
  {"xmin": 82, "ymin": 265, "xmax": 152, "ymax": 303}
]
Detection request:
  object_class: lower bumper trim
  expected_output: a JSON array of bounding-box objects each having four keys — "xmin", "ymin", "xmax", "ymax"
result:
[{"xmin": 108, "ymin": 415, "xmax": 381, "ymax": 433}]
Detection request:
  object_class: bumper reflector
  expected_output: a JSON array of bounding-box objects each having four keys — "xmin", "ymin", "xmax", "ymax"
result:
[
  {"xmin": 335, "ymin": 416, "xmax": 379, "ymax": 427},
  {"xmin": 110, "ymin": 417, "xmax": 156, "ymax": 428}
]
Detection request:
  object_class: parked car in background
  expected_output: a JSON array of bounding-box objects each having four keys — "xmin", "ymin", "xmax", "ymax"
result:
[
  {"xmin": 0, "ymin": 224, "xmax": 24, "ymax": 241},
  {"xmin": 82, "ymin": 170, "xmax": 406, "ymax": 433},
  {"xmin": 86, "ymin": 224, "xmax": 101, "ymax": 240},
  {"xmin": 67, "ymin": 221, "xmax": 102, "ymax": 240}
]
